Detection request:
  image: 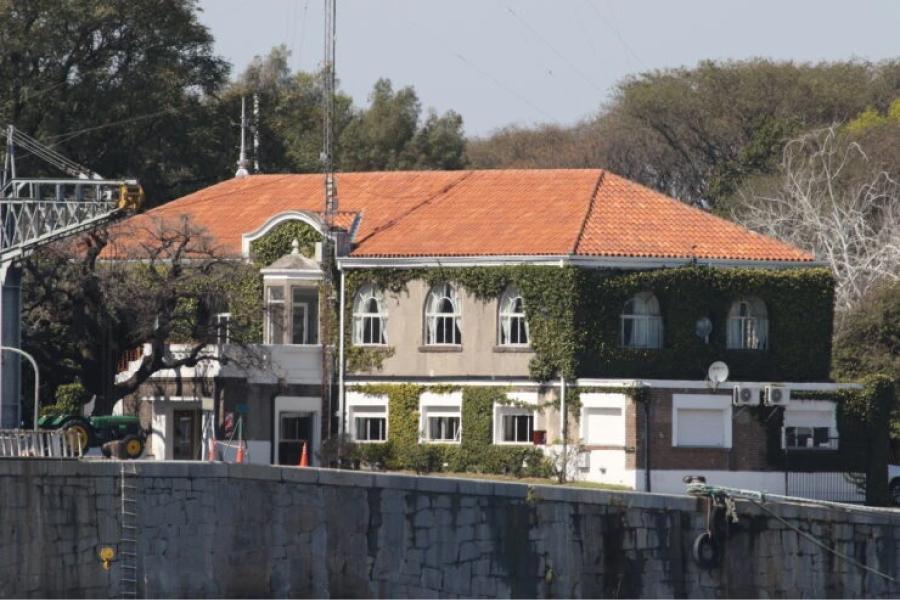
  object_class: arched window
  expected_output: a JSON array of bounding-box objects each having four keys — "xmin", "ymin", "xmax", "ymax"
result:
[
  {"xmin": 498, "ymin": 287, "xmax": 529, "ymax": 346},
  {"xmin": 425, "ymin": 283, "xmax": 462, "ymax": 345},
  {"xmin": 352, "ymin": 285, "xmax": 387, "ymax": 345},
  {"xmin": 727, "ymin": 298, "xmax": 768, "ymax": 350},
  {"xmin": 620, "ymin": 292, "xmax": 663, "ymax": 349}
]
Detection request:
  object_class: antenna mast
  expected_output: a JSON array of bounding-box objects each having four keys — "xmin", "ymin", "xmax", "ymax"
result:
[
  {"xmin": 252, "ymin": 93, "xmax": 260, "ymax": 173},
  {"xmin": 323, "ymin": 0, "xmax": 337, "ymax": 228},
  {"xmin": 235, "ymin": 96, "xmax": 249, "ymax": 178}
]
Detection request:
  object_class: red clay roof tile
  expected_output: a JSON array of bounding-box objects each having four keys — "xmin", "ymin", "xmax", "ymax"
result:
[{"xmin": 109, "ymin": 169, "xmax": 813, "ymax": 263}]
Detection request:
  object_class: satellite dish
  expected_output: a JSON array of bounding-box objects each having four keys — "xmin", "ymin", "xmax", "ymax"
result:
[{"xmin": 707, "ymin": 361, "xmax": 729, "ymax": 389}]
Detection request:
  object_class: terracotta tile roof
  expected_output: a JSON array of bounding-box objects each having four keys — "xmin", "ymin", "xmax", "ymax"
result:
[
  {"xmin": 575, "ymin": 172, "xmax": 813, "ymax": 262},
  {"xmin": 351, "ymin": 169, "xmax": 600, "ymax": 257},
  {"xmin": 109, "ymin": 169, "xmax": 813, "ymax": 263}
]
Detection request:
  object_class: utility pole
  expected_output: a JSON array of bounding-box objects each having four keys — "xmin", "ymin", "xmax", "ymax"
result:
[
  {"xmin": 321, "ymin": 0, "xmax": 339, "ymax": 446},
  {"xmin": 323, "ymin": 0, "xmax": 338, "ymax": 228}
]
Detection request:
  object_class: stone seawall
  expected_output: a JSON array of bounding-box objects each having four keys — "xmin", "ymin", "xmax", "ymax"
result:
[{"xmin": 0, "ymin": 459, "xmax": 898, "ymax": 598}]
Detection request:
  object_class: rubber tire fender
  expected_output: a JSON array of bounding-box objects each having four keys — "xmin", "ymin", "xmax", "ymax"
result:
[{"xmin": 692, "ymin": 531, "xmax": 719, "ymax": 569}]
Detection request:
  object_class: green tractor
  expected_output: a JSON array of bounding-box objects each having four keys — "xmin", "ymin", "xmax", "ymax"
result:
[{"xmin": 38, "ymin": 414, "xmax": 147, "ymax": 459}]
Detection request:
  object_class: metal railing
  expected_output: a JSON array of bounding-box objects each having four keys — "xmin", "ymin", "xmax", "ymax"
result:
[{"xmin": 0, "ymin": 429, "xmax": 83, "ymax": 458}]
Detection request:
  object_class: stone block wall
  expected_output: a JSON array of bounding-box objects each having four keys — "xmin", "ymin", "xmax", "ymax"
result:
[{"xmin": 0, "ymin": 459, "xmax": 898, "ymax": 598}]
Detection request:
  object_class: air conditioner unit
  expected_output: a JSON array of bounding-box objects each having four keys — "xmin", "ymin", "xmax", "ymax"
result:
[
  {"xmin": 765, "ymin": 385, "xmax": 790, "ymax": 407},
  {"xmin": 575, "ymin": 452, "xmax": 590, "ymax": 469},
  {"xmin": 732, "ymin": 385, "xmax": 760, "ymax": 407}
]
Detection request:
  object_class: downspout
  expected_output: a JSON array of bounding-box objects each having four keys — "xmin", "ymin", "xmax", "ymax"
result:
[
  {"xmin": 643, "ymin": 387, "xmax": 652, "ymax": 492},
  {"xmin": 337, "ymin": 262, "xmax": 346, "ymax": 436},
  {"xmin": 560, "ymin": 375, "xmax": 567, "ymax": 483}
]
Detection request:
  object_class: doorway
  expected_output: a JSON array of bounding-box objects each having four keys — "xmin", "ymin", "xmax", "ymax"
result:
[
  {"xmin": 278, "ymin": 412, "xmax": 314, "ymax": 465},
  {"xmin": 173, "ymin": 409, "xmax": 201, "ymax": 460}
]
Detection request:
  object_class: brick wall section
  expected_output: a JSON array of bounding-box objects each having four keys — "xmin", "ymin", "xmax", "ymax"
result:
[
  {"xmin": 0, "ymin": 460, "xmax": 897, "ymax": 598},
  {"xmin": 627, "ymin": 388, "xmax": 775, "ymax": 472}
]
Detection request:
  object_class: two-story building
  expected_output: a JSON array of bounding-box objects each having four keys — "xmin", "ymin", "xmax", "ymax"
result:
[{"xmin": 115, "ymin": 169, "xmax": 863, "ymax": 497}]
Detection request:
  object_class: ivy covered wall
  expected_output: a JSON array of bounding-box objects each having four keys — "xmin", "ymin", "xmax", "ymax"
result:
[
  {"xmin": 349, "ymin": 384, "xmax": 550, "ymax": 476},
  {"xmin": 344, "ymin": 265, "xmax": 835, "ymax": 382},
  {"xmin": 577, "ymin": 266, "xmax": 835, "ymax": 381},
  {"xmin": 230, "ymin": 217, "xmax": 835, "ymax": 383}
]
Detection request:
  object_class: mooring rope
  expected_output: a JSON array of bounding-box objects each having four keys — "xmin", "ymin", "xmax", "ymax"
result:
[{"xmin": 748, "ymin": 498, "xmax": 897, "ymax": 585}]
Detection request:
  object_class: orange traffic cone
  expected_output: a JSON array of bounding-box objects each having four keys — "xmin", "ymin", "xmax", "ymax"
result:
[
  {"xmin": 298, "ymin": 441, "xmax": 309, "ymax": 467},
  {"xmin": 235, "ymin": 442, "xmax": 245, "ymax": 464}
]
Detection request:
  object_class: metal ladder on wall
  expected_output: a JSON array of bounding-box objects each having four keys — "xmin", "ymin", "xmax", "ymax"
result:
[{"xmin": 119, "ymin": 462, "xmax": 139, "ymax": 599}]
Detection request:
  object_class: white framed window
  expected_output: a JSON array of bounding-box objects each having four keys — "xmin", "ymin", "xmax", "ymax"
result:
[
  {"xmin": 672, "ymin": 394, "xmax": 732, "ymax": 448},
  {"xmin": 427, "ymin": 414, "xmax": 460, "ymax": 442},
  {"xmin": 346, "ymin": 392, "xmax": 389, "ymax": 443},
  {"xmin": 425, "ymin": 283, "xmax": 462, "ymax": 345},
  {"xmin": 783, "ymin": 400, "xmax": 837, "ymax": 450},
  {"xmin": 620, "ymin": 292, "xmax": 663, "ymax": 349},
  {"xmin": 498, "ymin": 287, "xmax": 529, "ymax": 346},
  {"xmin": 291, "ymin": 298, "xmax": 308, "ymax": 345},
  {"xmin": 727, "ymin": 297, "xmax": 768, "ymax": 350},
  {"xmin": 354, "ymin": 410, "xmax": 387, "ymax": 442},
  {"xmin": 352, "ymin": 285, "xmax": 387, "ymax": 346},
  {"xmin": 215, "ymin": 313, "xmax": 231, "ymax": 345},
  {"xmin": 493, "ymin": 393, "xmax": 539, "ymax": 444},
  {"xmin": 420, "ymin": 391, "xmax": 462, "ymax": 443},
  {"xmin": 265, "ymin": 286, "xmax": 285, "ymax": 344},
  {"xmin": 579, "ymin": 393, "xmax": 628, "ymax": 447}
]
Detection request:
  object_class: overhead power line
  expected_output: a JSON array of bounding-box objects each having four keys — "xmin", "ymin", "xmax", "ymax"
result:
[
  {"xmin": 453, "ymin": 53, "xmax": 556, "ymax": 122},
  {"xmin": 44, "ymin": 109, "xmax": 178, "ymax": 147},
  {"xmin": 582, "ymin": 0, "xmax": 646, "ymax": 70},
  {"xmin": 505, "ymin": 5, "xmax": 603, "ymax": 92}
]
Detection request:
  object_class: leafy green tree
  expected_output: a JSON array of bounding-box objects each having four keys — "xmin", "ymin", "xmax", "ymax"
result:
[
  {"xmin": 21, "ymin": 218, "xmax": 262, "ymax": 415},
  {"xmin": 833, "ymin": 282, "xmax": 900, "ymax": 382},
  {"xmin": 340, "ymin": 78, "xmax": 467, "ymax": 171},
  {"xmin": 0, "ymin": 0, "xmax": 230, "ymax": 206},
  {"xmin": 225, "ymin": 49, "xmax": 465, "ymax": 174},
  {"xmin": 470, "ymin": 59, "xmax": 900, "ymax": 208}
]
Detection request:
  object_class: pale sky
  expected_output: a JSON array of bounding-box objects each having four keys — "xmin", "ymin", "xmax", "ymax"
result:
[{"xmin": 197, "ymin": 0, "xmax": 900, "ymax": 137}]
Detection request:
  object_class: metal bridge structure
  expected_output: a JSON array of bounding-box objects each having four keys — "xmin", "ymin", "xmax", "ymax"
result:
[{"xmin": 0, "ymin": 124, "xmax": 142, "ymax": 427}]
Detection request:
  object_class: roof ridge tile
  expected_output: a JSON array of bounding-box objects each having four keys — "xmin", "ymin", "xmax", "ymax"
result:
[{"xmin": 573, "ymin": 170, "xmax": 605, "ymax": 255}]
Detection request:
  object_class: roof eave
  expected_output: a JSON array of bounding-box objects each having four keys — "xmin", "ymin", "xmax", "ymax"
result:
[{"xmin": 338, "ymin": 254, "xmax": 823, "ymax": 270}]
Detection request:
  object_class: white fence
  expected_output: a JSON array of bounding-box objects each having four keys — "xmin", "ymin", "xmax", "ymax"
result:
[{"xmin": 0, "ymin": 429, "xmax": 83, "ymax": 458}]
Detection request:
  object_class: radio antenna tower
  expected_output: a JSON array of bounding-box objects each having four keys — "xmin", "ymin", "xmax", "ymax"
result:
[
  {"xmin": 322, "ymin": 0, "xmax": 337, "ymax": 229},
  {"xmin": 252, "ymin": 93, "xmax": 261, "ymax": 173},
  {"xmin": 235, "ymin": 96, "xmax": 249, "ymax": 178}
]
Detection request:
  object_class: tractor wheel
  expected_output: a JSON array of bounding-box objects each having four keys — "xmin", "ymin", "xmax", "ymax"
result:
[
  {"xmin": 123, "ymin": 435, "xmax": 144, "ymax": 459},
  {"xmin": 63, "ymin": 421, "xmax": 92, "ymax": 454}
]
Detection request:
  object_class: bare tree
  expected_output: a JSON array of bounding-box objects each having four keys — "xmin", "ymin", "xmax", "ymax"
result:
[
  {"xmin": 22, "ymin": 215, "xmax": 262, "ymax": 415},
  {"xmin": 733, "ymin": 127, "xmax": 900, "ymax": 318}
]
